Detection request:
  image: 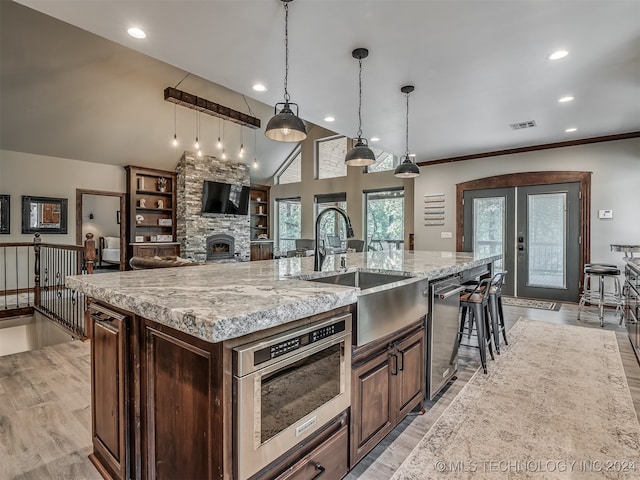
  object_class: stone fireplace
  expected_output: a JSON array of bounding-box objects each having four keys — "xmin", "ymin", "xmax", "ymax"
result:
[
  {"xmin": 206, "ymin": 234, "xmax": 235, "ymax": 261},
  {"xmin": 176, "ymin": 152, "xmax": 250, "ymax": 262}
]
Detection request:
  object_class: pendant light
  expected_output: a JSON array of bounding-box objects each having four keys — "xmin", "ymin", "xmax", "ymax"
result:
[
  {"xmin": 217, "ymin": 118, "xmax": 223, "ymax": 150},
  {"xmin": 265, "ymin": 0, "xmax": 307, "ymax": 142},
  {"xmin": 394, "ymin": 85, "xmax": 420, "ymax": 178},
  {"xmin": 171, "ymin": 104, "xmax": 178, "ymax": 147},
  {"xmin": 344, "ymin": 48, "xmax": 376, "ymax": 167}
]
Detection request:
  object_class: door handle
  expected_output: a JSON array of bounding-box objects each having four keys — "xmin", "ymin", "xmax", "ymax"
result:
[
  {"xmin": 436, "ymin": 285, "xmax": 465, "ymax": 300},
  {"xmin": 311, "ymin": 463, "xmax": 326, "ymax": 479},
  {"xmin": 390, "ymin": 353, "xmax": 398, "ymax": 375},
  {"xmin": 398, "ymin": 349, "xmax": 405, "ymax": 371}
]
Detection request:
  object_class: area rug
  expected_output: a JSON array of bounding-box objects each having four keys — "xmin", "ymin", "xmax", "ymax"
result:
[
  {"xmin": 391, "ymin": 319, "xmax": 640, "ymax": 479},
  {"xmin": 502, "ymin": 296, "xmax": 561, "ymax": 311}
]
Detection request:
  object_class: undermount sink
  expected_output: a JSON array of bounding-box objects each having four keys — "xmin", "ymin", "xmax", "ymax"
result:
[
  {"xmin": 306, "ymin": 270, "xmax": 411, "ymax": 290},
  {"xmin": 304, "ymin": 270, "xmax": 429, "ymax": 346}
]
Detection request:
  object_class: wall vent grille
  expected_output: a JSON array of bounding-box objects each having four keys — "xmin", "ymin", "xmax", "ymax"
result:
[{"xmin": 509, "ymin": 120, "xmax": 537, "ymax": 130}]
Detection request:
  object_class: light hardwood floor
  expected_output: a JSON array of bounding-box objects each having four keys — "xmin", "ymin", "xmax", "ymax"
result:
[{"xmin": 0, "ymin": 302, "xmax": 638, "ymax": 479}]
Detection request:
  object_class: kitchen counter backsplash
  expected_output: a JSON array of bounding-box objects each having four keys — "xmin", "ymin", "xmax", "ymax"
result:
[{"xmin": 67, "ymin": 250, "xmax": 499, "ymax": 343}]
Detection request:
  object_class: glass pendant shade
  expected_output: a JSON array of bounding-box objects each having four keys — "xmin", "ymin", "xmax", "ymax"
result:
[
  {"xmin": 265, "ymin": 102, "xmax": 307, "ymax": 142},
  {"xmin": 345, "ymin": 137, "xmax": 376, "ymax": 166},
  {"xmin": 394, "ymin": 156, "xmax": 420, "ymax": 178}
]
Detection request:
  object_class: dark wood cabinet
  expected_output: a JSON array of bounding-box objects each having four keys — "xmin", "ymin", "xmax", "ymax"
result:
[
  {"xmin": 275, "ymin": 422, "xmax": 349, "ymax": 480},
  {"xmin": 88, "ymin": 304, "xmax": 130, "ymax": 480},
  {"xmin": 142, "ymin": 322, "xmax": 223, "ymax": 480},
  {"xmin": 350, "ymin": 322, "xmax": 425, "ymax": 467},
  {"xmin": 125, "ymin": 166, "xmax": 179, "ymax": 264},
  {"xmin": 250, "ymin": 241, "xmax": 273, "ymax": 261},
  {"xmin": 132, "ymin": 243, "xmax": 180, "ymax": 258}
]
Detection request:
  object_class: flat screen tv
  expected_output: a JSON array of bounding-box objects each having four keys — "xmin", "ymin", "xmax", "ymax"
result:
[{"xmin": 201, "ymin": 180, "xmax": 250, "ymax": 215}]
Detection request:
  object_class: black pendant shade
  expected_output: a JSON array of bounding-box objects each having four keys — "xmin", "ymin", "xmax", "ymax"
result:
[
  {"xmin": 345, "ymin": 48, "xmax": 376, "ymax": 167},
  {"xmin": 266, "ymin": 0, "xmax": 307, "ymax": 143},
  {"xmin": 345, "ymin": 137, "xmax": 377, "ymax": 167},
  {"xmin": 265, "ymin": 102, "xmax": 307, "ymax": 142},
  {"xmin": 394, "ymin": 85, "xmax": 420, "ymax": 178},
  {"xmin": 394, "ymin": 156, "xmax": 420, "ymax": 178}
]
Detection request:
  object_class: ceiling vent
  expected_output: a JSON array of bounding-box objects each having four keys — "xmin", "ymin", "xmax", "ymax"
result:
[{"xmin": 510, "ymin": 120, "xmax": 536, "ymax": 130}]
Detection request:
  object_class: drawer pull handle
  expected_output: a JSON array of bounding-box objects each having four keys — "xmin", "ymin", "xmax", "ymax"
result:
[
  {"xmin": 390, "ymin": 353, "xmax": 398, "ymax": 376},
  {"xmin": 311, "ymin": 463, "xmax": 325, "ymax": 479},
  {"xmin": 398, "ymin": 349, "xmax": 405, "ymax": 371}
]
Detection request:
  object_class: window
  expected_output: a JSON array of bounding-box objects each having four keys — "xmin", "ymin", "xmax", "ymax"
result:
[
  {"xmin": 277, "ymin": 147, "xmax": 301, "ymax": 184},
  {"xmin": 367, "ymin": 147, "xmax": 399, "ymax": 173},
  {"xmin": 277, "ymin": 198, "xmax": 301, "ymax": 252},
  {"xmin": 314, "ymin": 193, "xmax": 347, "ymax": 247},
  {"xmin": 317, "ymin": 136, "xmax": 347, "ymax": 179},
  {"xmin": 365, "ymin": 189, "xmax": 404, "ymax": 251}
]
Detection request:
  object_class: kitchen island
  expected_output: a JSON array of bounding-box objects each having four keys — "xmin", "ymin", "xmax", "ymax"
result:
[{"xmin": 67, "ymin": 250, "xmax": 498, "ymax": 480}]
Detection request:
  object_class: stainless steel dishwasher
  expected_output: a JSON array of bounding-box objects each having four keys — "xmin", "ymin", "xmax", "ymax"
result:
[{"xmin": 427, "ymin": 277, "xmax": 465, "ymax": 399}]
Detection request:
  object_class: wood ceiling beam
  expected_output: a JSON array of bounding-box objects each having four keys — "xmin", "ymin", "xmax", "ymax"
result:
[{"xmin": 164, "ymin": 87, "xmax": 261, "ymax": 129}]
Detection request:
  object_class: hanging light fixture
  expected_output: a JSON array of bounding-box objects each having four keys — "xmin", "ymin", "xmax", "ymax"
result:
[
  {"xmin": 217, "ymin": 118, "xmax": 223, "ymax": 150},
  {"xmin": 394, "ymin": 85, "xmax": 420, "ymax": 178},
  {"xmin": 171, "ymin": 104, "xmax": 178, "ymax": 147},
  {"xmin": 252, "ymin": 129, "xmax": 258, "ymax": 168},
  {"xmin": 344, "ymin": 48, "xmax": 376, "ymax": 167},
  {"xmin": 265, "ymin": 0, "xmax": 307, "ymax": 142},
  {"xmin": 194, "ymin": 112, "xmax": 203, "ymax": 157},
  {"xmin": 239, "ymin": 126, "xmax": 245, "ymax": 158},
  {"xmin": 221, "ymin": 121, "xmax": 226, "ymax": 159}
]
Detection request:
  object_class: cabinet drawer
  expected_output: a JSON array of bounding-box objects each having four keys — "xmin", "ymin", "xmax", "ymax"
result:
[{"xmin": 276, "ymin": 424, "xmax": 348, "ymax": 480}]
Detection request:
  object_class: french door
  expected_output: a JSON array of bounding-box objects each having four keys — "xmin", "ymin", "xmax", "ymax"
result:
[{"xmin": 463, "ymin": 182, "xmax": 581, "ymax": 302}]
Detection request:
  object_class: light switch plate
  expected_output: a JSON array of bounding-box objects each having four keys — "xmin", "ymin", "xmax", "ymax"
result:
[
  {"xmin": 440, "ymin": 231, "xmax": 453, "ymax": 239},
  {"xmin": 598, "ymin": 209, "xmax": 613, "ymax": 219}
]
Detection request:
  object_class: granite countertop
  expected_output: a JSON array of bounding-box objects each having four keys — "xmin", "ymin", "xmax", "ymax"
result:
[{"xmin": 67, "ymin": 250, "xmax": 499, "ymax": 344}]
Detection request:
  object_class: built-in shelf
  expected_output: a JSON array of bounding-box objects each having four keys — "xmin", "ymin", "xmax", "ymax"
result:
[
  {"xmin": 249, "ymin": 185, "xmax": 272, "ymax": 261},
  {"xmin": 126, "ymin": 165, "xmax": 179, "ymax": 263}
]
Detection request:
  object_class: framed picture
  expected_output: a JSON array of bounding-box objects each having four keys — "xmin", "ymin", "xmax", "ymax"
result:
[
  {"xmin": 21, "ymin": 196, "xmax": 68, "ymax": 234},
  {"xmin": 0, "ymin": 194, "xmax": 9, "ymax": 234}
]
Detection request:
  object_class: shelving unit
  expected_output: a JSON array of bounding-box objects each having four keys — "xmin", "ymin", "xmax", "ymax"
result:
[
  {"xmin": 249, "ymin": 184, "xmax": 273, "ymax": 261},
  {"xmin": 125, "ymin": 165, "xmax": 179, "ymax": 262}
]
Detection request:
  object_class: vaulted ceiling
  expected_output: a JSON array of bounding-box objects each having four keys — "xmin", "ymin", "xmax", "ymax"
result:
[{"xmin": 2, "ymin": 0, "xmax": 639, "ymax": 183}]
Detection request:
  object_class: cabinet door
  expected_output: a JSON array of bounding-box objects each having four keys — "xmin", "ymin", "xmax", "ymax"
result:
[
  {"xmin": 395, "ymin": 328, "xmax": 425, "ymax": 420},
  {"xmin": 133, "ymin": 245, "xmax": 158, "ymax": 258},
  {"xmin": 90, "ymin": 308, "xmax": 128, "ymax": 480},
  {"xmin": 143, "ymin": 325, "xmax": 217, "ymax": 480},
  {"xmin": 276, "ymin": 424, "xmax": 348, "ymax": 480},
  {"xmin": 350, "ymin": 350, "xmax": 393, "ymax": 467},
  {"xmin": 156, "ymin": 244, "xmax": 179, "ymax": 257}
]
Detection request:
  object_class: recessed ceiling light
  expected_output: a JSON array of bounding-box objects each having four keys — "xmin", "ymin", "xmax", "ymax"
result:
[
  {"xmin": 370, "ymin": 137, "xmax": 380, "ymax": 142},
  {"xmin": 324, "ymin": 116, "xmax": 335, "ymax": 122},
  {"xmin": 565, "ymin": 127, "xmax": 577, "ymax": 133},
  {"xmin": 127, "ymin": 27, "xmax": 146, "ymax": 39},
  {"xmin": 548, "ymin": 50, "xmax": 569, "ymax": 60},
  {"xmin": 558, "ymin": 96, "xmax": 574, "ymax": 103},
  {"xmin": 252, "ymin": 83, "xmax": 267, "ymax": 92}
]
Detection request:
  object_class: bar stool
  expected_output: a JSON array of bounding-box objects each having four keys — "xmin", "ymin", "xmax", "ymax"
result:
[
  {"xmin": 458, "ymin": 277, "xmax": 494, "ymax": 374},
  {"xmin": 487, "ymin": 272, "xmax": 508, "ymax": 354},
  {"xmin": 577, "ymin": 264, "xmax": 623, "ymax": 327}
]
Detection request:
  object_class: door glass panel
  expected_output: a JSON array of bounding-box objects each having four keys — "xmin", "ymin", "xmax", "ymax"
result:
[
  {"xmin": 473, "ymin": 197, "xmax": 505, "ymax": 271},
  {"xmin": 527, "ymin": 192, "xmax": 566, "ymax": 288}
]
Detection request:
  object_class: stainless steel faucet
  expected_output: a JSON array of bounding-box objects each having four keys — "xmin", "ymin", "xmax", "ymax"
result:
[{"xmin": 314, "ymin": 206, "xmax": 354, "ymax": 271}]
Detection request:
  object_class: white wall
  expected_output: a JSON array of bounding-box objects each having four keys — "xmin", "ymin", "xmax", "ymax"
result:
[
  {"xmin": 81, "ymin": 194, "xmax": 121, "ymax": 242},
  {"xmin": 0, "ymin": 150, "xmax": 125, "ymax": 244},
  {"xmin": 413, "ymin": 138, "xmax": 640, "ymax": 270}
]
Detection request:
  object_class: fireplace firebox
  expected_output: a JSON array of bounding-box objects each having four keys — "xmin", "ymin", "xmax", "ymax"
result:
[{"xmin": 206, "ymin": 234, "xmax": 235, "ymax": 261}]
